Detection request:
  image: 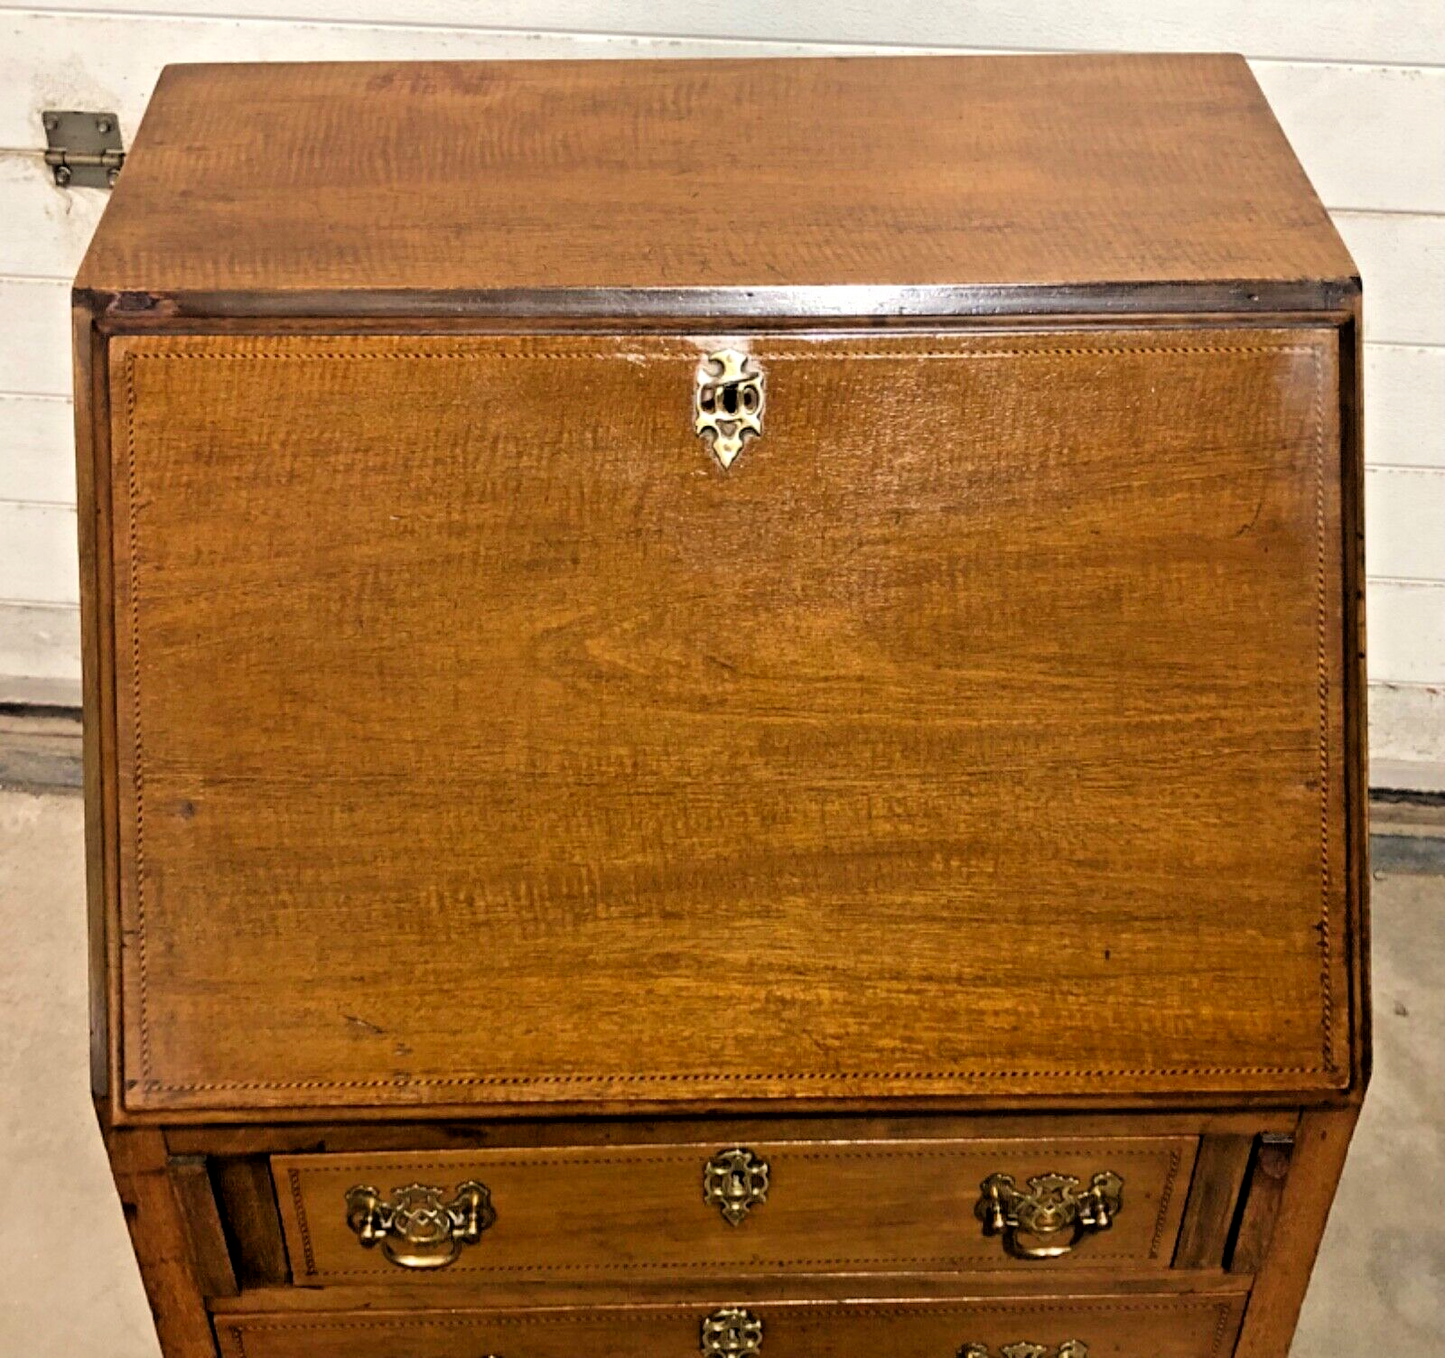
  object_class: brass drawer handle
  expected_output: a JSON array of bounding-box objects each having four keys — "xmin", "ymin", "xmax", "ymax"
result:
[
  {"xmin": 695, "ymin": 348, "xmax": 764, "ymax": 468},
  {"xmin": 702, "ymin": 1307, "xmax": 764, "ymax": 1355},
  {"xmin": 961, "ymin": 1344, "xmax": 1088, "ymax": 1358},
  {"xmin": 703, "ymin": 1147, "xmax": 771, "ymax": 1225},
  {"xmin": 975, "ymin": 1171, "xmax": 1123, "ymax": 1260},
  {"xmin": 344, "ymin": 1179, "xmax": 496, "ymax": 1270}
]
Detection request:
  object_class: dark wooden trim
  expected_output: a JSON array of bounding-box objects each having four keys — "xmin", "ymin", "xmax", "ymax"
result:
[
  {"xmin": 73, "ymin": 304, "xmax": 110, "ymax": 1098},
  {"xmin": 1228, "ymin": 1137, "xmax": 1293, "ymax": 1275},
  {"xmin": 116, "ymin": 1086, "xmax": 1361, "ymax": 1128},
  {"xmin": 164, "ymin": 1109, "xmax": 1295, "ymax": 1159},
  {"xmin": 169, "ymin": 1156, "xmax": 238, "ymax": 1299},
  {"xmin": 208, "ymin": 1271, "xmax": 1254, "ymax": 1315},
  {"xmin": 212, "ymin": 1156, "xmax": 291, "ymax": 1288},
  {"xmin": 1174, "ymin": 1134, "xmax": 1258, "ymax": 1270},
  {"xmin": 78, "ymin": 278, "xmax": 1360, "ymax": 326},
  {"xmin": 87, "ymin": 309, "xmax": 1359, "ymax": 344},
  {"xmin": 1338, "ymin": 305, "xmax": 1373, "ymax": 1095}
]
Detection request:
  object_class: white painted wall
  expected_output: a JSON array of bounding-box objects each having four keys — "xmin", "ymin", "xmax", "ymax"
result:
[{"xmin": 2, "ymin": 3, "xmax": 1442, "ymax": 785}]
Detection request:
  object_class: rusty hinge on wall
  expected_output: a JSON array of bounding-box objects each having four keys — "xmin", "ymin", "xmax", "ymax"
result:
[{"xmin": 42, "ymin": 110, "xmax": 125, "ymax": 188}]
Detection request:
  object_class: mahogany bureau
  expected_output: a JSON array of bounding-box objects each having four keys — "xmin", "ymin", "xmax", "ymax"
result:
[{"xmin": 73, "ymin": 55, "xmax": 1368, "ymax": 1358}]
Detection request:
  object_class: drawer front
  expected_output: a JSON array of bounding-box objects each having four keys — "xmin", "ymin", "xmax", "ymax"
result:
[
  {"xmin": 274, "ymin": 1136, "xmax": 1196, "ymax": 1282},
  {"xmin": 214, "ymin": 1292, "xmax": 1247, "ymax": 1358},
  {"xmin": 106, "ymin": 328, "xmax": 1351, "ymax": 1112}
]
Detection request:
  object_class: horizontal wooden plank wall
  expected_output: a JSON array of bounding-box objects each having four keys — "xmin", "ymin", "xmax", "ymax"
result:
[{"xmin": 1, "ymin": 2, "xmax": 1442, "ymax": 786}]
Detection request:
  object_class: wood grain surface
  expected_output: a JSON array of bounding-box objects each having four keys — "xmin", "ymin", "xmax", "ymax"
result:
[
  {"xmin": 205, "ymin": 1271, "xmax": 1255, "ymax": 1312},
  {"xmin": 1233, "ymin": 1107, "xmax": 1360, "ymax": 1357},
  {"xmin": 273, "ymin": 1136, "xmax": 1195, "ymax": 1283},
  {"xmin": 75, "ymin": 55, "xmax": 1354, "ymax": 305},
  {"xmin": 99, "ymin": 326, "xmax": 1353, "ymax": 1113},
  {"xmin": 212, "ymin": 1289, "xmax": 1248, "ymax": 1358}
]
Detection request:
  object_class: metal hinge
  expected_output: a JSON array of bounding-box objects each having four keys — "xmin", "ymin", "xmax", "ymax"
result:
[{"xmin": 42, "ymin": 110, "xmax": 125, "ymax": 188}]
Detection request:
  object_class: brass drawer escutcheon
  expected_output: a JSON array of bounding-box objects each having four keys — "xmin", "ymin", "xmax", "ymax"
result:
[
  {"xmin": 975, "ymin": 1170, "xmax": 1123, "ymax": 1260},
  {"xmin": 960, "ymin": 1345, "xmax": 1088, "ymax": 1358},
  {"xmin": 703, "ymin": 1146, "xmax": 771, "ymax": 1225},
  {"xmin": 694, "ymin": 348, "xmax": 764, "ymax": 468},
  {"xmin": 702, "ymin": 1307, "xmax": 764, "ymax": 1355},
  {"xmin": 344, "ymin": 1179, "xmax": 496, "ymax": 1270}
]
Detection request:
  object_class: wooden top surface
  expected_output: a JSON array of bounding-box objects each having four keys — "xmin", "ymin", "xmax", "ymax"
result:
[{"xmin": 77, "ymin": 54, "xmax": 1356, "ymax": 310}]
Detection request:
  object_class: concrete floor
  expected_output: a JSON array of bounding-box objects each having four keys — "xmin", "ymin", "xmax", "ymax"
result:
[{"xmin": 0, "ymin": 787, "xmax": 1440, "ymax": 1356}]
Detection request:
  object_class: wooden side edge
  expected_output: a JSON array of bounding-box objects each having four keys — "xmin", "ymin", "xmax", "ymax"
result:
[
  {"xmin": 1233, "ymin": 1106, "xmax": 1361, "ymax": 1358},
  {"xmin": 72, "ymin": 295, "xmax": 130, "ymax": 1119},
  {"xmin": 104, "ymin": 1126, "xmax": 219, "ymax": 1356},
  {"xmin": 70, "ymin": 297, "xmax": 103, "ymax": 1092}
]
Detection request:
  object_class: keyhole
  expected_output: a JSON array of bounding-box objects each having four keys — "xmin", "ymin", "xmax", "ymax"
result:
[{"xmin": 721, "ymin": 383, "xmax": 739, "ymax": 415}]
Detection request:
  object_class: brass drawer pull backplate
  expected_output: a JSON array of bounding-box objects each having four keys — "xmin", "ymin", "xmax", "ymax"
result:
[
  {"xmin": 961, "ymin": 1345, "xmax": 1088, "ymax": 1358},
  {"xmin": 975, "ymin": 1171, "xmax": 1123, "ymax": 1260},
  {"xmin": 703, "ymin": 1146, "xmax": 771, "ymax": 1225},
  {"xmin": 702, "ymin": 1307, "xmax": 764, "ymax": 1355},
  {"xmin": 344, "ymin": 1179, "xmax": 496, "ymax": 1270}
]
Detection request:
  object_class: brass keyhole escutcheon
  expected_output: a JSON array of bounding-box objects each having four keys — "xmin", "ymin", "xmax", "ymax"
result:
[
  {"xmin": 703, "ymin": 1147, "xmax": 771, "ymax": 1225},
  {"xmin": 701, "ymin": 1307, "xmax": 764, "ymax": 1355},
  {"xmin": 694, "ymin": 348, "xmax": 765, "ymax": 468}
]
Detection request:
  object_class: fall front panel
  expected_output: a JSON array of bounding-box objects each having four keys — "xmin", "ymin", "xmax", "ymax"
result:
[{"xmin": 104, "ymin": 330, "xmax": 1349, "ymax": 1111}]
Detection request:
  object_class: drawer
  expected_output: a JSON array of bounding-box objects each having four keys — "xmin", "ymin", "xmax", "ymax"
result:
[
  {"xmin": 107, "ymin": 328, "xmax": 1351, "ymax": 1114},
  {"xmin": 274, "ymin": 1136, "xmax": 1196, "ymax": 1282},
  {"xmin": 214, "ymin": 1290, "xmax": 1247, "ymax": 1358}
]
